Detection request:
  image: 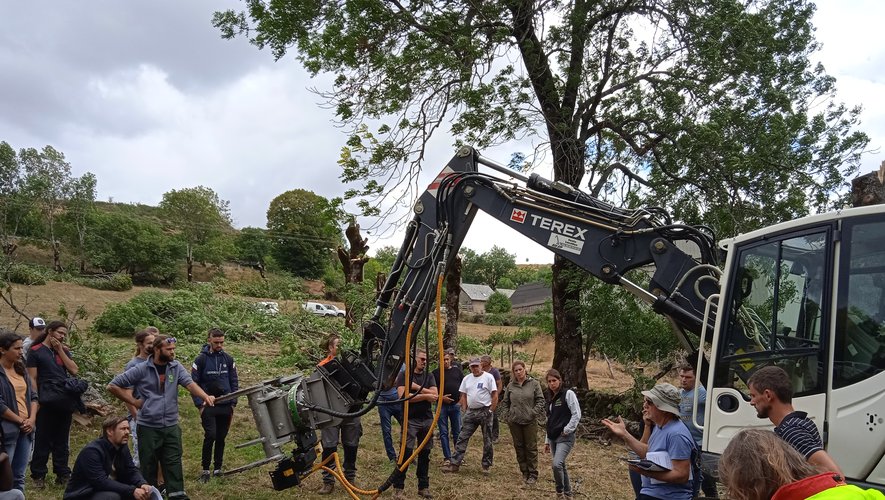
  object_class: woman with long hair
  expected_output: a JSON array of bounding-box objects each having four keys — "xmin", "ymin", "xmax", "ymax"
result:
[
  {"xmin": 25, "ymin": 320, "xmax": 79, "ymax": 489},
  {"xmin": 720, "ymin": 429, "xmax": 883, "ymax": 499},
  {"xmin": 544, "ymin": 369, "xmax": 581, "ymax": 499},
  {"xmin": 0, "ymin": 330, "xmax": 38, "ymax": 493},
  {"xmin": 502, "ymin": 359, "xmax": 545, "ymax": 486}
]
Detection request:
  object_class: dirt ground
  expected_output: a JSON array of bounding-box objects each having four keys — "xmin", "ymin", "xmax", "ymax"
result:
[{"xmin": 457, "ymin": 323, "xmax": 638, "ymax": 393}]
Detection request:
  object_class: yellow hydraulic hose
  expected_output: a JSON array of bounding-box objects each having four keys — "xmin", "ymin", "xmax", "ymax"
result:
[
  {"xmin": 303, "ymin": 271, "xmax": 447, "ymax": 497},
  {"xmin": 397, "ymin": 272, "xmax": 446, "ymax": 472}
]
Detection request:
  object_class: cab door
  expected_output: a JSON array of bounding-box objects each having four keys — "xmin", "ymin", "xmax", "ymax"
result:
[
  {"xmin": 705, "ymin": 227, "xmax": 832, "ymax": 454},
  {"xmin": 828, "ymin": 214, "xmax": 885, "ymax": 482}
]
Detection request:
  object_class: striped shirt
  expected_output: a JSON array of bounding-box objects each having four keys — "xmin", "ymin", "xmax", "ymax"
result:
[{"xmin": 775, "ymin": 411, "xmax": 823, "ymax": 459}]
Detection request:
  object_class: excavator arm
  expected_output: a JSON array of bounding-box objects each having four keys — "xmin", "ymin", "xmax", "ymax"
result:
[
  {"xmin": 367, "ymin": 146, "xmax": 720, "ymax": 390},
  {"xmin": 222, "ymin": 146, "xmax": 722, "ymax": 490}
]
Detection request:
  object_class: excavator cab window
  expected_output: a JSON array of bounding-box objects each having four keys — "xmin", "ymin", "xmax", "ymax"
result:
[
  {"xmin": 716, "ymin": 228, "xmax": 831, "ymax": 398},
  {"xmin": 834, "ymin": 215, "xmax": 885, "ymax": 388}
]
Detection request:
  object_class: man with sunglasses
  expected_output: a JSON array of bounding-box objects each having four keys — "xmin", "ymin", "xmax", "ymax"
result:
[
  {"xmin": 108, "ymin": 334, "xmax": 217, "ymax": 500},
  {"xmin": 603, "ymin": 383, "xmax": 696, "ymax": 500}
]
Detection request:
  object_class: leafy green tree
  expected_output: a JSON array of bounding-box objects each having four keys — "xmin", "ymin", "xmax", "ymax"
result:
[
  {"xmin": 486, "ymin": 291, "xmax": 512, "ymax": 314},
  {"xmin": 62, "ymin": 172, "xmax": 97, "ymax": 273},
  {"xmin": 460, "ymin": 248, "xmax": 482, "ymax": 284},
  {"xmin": 459, "ymin": 246, "xmax": 515, "ymax": 288},
  {"xmin": 235, "ymin": 227, "xmax": 273, "ymax": 278},
  {"xmin": 216, "ymin": 0, "xmax": 868, "ymax": 388},
  {"xmin": 579, "ymin": 271, "xmax": 678, "ymax": 364},
  {"xmin": 85, "ymin": 211, "xmax": 181, "ymax": 284},
  {"xmin": 0, "ymin": 141, "xmax": 38, "ymax": 256},
  {"xmin": 19, "ymin": 145, "xmax": 74, "ymax": 271},
  {"xmin": 266, "ymin": 189, "xmax": 343, "ymax": 279},
  {"xmin": 478, "ymin": 246, "xmax": 516, "ymax": 289},
  {"xmin": 160, "ymin": 186, "xmax": 233, "ymax": 282}
]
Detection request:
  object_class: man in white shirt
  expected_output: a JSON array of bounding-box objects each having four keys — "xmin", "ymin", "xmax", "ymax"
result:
[{"xmin": 441, "ymin": 358, "xmax": 497, "ymax": 474}]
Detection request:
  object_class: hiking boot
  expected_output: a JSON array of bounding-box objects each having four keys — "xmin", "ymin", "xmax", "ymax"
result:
[
  {"xmin": 198, "ymin": 471, "xmax": 211, "ymax": 484},
  {"xmin": 441, "ymin": 458, "xmax": 450, "ymax": 466},
  {"xmin": 32, "ymin": 477, "xmax": 45, "ymax": 489},
  {"xmin": 418, "ymin": 488, "xmax": 434, "ymax": 498},
  {"xmin": 440, "ymin": 463, "xmax": 460, "ymax": 473},
  {"xmin": 525, "ymin": 477, "xmax": 537, "ymax": 486},
  {"xmin": 392, "ymin": 488, "xmax": 406, "ymax": 499},
  {"xmin": 212, "ymin": 469, "xmax": 223, "ymax": 477},
  {"xmin": 481, "ymin": 466, "xmax": 490, "ymax": 475},
  {"xmin": 55, "ymin": 475, "xmax": 70, "ymax": 487},
  {"xmin": 318, "ymin": 483, "xmax": 335, "ymax": 495}
]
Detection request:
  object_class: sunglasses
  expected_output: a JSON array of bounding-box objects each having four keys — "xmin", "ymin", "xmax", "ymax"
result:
[{"xmin": 164, "ymin": 337, "xmax": 177, "ymax": 344}]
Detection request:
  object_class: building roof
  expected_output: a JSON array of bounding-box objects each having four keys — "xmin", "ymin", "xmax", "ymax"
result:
[
  {"xmin": 496, "ymin": 288, "xmax": 515, "ymax": 298},
  {"xmin": 509, "ymin": 282, "xmax": 551, "ymax": 308},
  {"xmin": 460, "ymin": 283, "xmax": 496, "ymax": 301}
]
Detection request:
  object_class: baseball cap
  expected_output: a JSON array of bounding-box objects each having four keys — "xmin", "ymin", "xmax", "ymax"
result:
[
  {"xmin": 469, "ymin": 357, "xmax": 481, "ymax": 366},
  {"xmin": 28, "ymin": 317, "xmax": 46, "ymax": 329},
  {"xmin": 641, "ymin": 383, "xmax": 682, "ymax": 417},
  {"xmin": 444, "ymin": 347, "xmax": 456, "ymax": 356}
]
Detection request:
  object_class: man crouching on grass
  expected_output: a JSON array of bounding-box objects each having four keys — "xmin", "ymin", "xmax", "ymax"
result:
[{"xmin": 64, "ymin": 415, "xmax": 162, "ymax": 500}]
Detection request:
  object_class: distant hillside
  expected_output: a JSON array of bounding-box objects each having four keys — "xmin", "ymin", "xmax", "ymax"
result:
[{"xmin": 94, "ymin": 200, "xmax": 235, "ymax": 232}]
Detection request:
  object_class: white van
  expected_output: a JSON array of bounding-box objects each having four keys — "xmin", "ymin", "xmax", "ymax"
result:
[{"xmin": 303, "ymin": 302, "xmax": 336, "ymax": 317}]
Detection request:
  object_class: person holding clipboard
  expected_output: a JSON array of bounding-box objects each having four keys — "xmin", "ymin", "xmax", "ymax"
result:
[{"xmin": 603, "ymin": 383, "xmax": 696, "ymax": 500}]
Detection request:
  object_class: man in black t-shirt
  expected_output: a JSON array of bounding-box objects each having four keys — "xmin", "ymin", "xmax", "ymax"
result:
[
  {"xmin": 432, "ymin": 348, "xmax": 463, "ymax": 465},
  {"xmin": 26, "ymin": 320, "xmax": 80, "ymax": 489},
  {"xmin": 392, "ymin": 349, "xmax": 438, "ymax": 499}
]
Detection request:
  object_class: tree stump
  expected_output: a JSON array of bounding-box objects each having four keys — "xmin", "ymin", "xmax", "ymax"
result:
[{"xmin": 850, "ymin": 160, "xmax": 885, "ymax": 207}]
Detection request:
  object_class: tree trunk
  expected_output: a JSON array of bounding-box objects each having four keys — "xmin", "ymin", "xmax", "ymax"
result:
[
  {"xmin": 552, "ymin": 256, "xmax": 588, "ymax": 389},
  {"xmin": 186, "ymin": 256, "xmax": 194, "ymax": 282},
  {"xmin": 52, "ymin": 240, "xmax": 62, "ymax": 273},
  {"xmin": 444, "ymin": 256, "xmax": 462, "ymax": 351},
  {"xmin": 257, "ymin": 262, "xmax": 266, "ymax": 279},
  {"xmin": 549, "ymin": 137, "xmax": 587, "ymax": 389},
  {"xmin": 338, "ymin": 221, "xmax": 370, "ymax": 330}
]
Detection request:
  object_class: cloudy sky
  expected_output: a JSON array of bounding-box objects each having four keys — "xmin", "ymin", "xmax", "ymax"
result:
[{"xmin": 1, "ymin": 1, "xmax": 883, "ymax": 265}]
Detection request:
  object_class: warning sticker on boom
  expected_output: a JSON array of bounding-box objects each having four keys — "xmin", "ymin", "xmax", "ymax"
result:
[{"xmin": 547, "ymin": 233, "xmax": 584, "ymax": 255}]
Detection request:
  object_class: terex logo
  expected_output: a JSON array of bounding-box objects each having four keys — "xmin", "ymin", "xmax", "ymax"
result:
[
  {"xmin": 510, "ymin": 209, "xmax": 527, "ymax": 224},
  {"xmin": 530, "ymin": 215, "xmax": 587, "ymax": 239}
]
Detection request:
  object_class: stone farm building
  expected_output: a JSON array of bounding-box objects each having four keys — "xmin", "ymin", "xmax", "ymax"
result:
[
  {"xmin": 459, "ymin": 283, "xmax": 495, "ymax": 314},
  {"xmin": 509, "ymin": 282, "xmax": 551, "ymax": 314}
]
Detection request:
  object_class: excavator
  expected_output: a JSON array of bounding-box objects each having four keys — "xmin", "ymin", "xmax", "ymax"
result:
[{"xmin": 217, "ymin": 146, "xmax": 885, "ymax": 494}]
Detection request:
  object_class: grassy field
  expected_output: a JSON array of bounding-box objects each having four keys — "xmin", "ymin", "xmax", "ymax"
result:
[{"xmin": 3, "ymin": 282, "xmax": 641, "ymax": 500}]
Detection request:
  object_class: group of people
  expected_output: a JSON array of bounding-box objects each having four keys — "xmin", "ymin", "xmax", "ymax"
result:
[
  {"xmin": 317, "ymin": 333, "xmax": 582, "ymax": 499},
  {"xmin": 602, "ymin": 364, "xmax": 883, "ymax": 500},
  {"xmin": 4, "ymin": 317, "xmax": 883, "ymax": 500},
  {"xmin": 0, "ymin": 319, "xmax": 240, "ymax": 500}
]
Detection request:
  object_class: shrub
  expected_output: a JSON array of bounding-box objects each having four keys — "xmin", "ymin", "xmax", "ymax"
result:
[
  {"xmin": 4, "ymin": 262, "xmax": 48, "ymax": 285},
  {"xmin": 93, "ymin": 287, "xmax": 317, "ymax": 343},
  {"xmin": 211, "ymin": 273, "xmax": 304, "ymax": 300},
  {"xmin": 93, "ymin": 300, "xmax": 159, "ymax": 338},
  {"xmin": 76, "ymin": 273, "xmax": 133, "ymax": 291},
  {"xmin": 485, "ymin": 291, "xmax": 512, "ymax": 314}
]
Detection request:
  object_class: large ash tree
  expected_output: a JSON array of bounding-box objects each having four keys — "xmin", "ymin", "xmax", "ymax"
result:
[{"xmin": 215, "ymin": 0, "xmax": 868, "ymax": 388}]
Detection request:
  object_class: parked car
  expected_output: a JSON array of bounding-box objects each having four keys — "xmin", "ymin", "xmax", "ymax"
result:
[
  {"xmin": 323, "ymin": 304, "xmax": 345, "ymax": 317},
  {"xmin": 256, "ymin": 301, "xmax": 280, "ymax": 316},
  {"xmin": 303, "ymin": 301, "xmax": 337, "ymax": 317}
]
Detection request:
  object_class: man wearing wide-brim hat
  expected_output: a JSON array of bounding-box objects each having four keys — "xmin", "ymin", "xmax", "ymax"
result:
[{"xmin": 602, "ymin": 383, "xmax": 696, "ymax": 500}]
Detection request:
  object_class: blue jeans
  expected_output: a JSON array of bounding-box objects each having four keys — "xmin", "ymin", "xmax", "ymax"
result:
[
  {"xmin": 378, "ymin": 397, "xmax": 404, "ymax": 461},
  {"xmin": 550, "ymin": 433, "xmax": 575, "ymax": 495},
  {"xmin": 4, "ymin": 429, "xmax": 32, "ymax": 492},
  {"xmin": 436, "ymin": 403, "xmax": 461, "ymax": 460}
]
